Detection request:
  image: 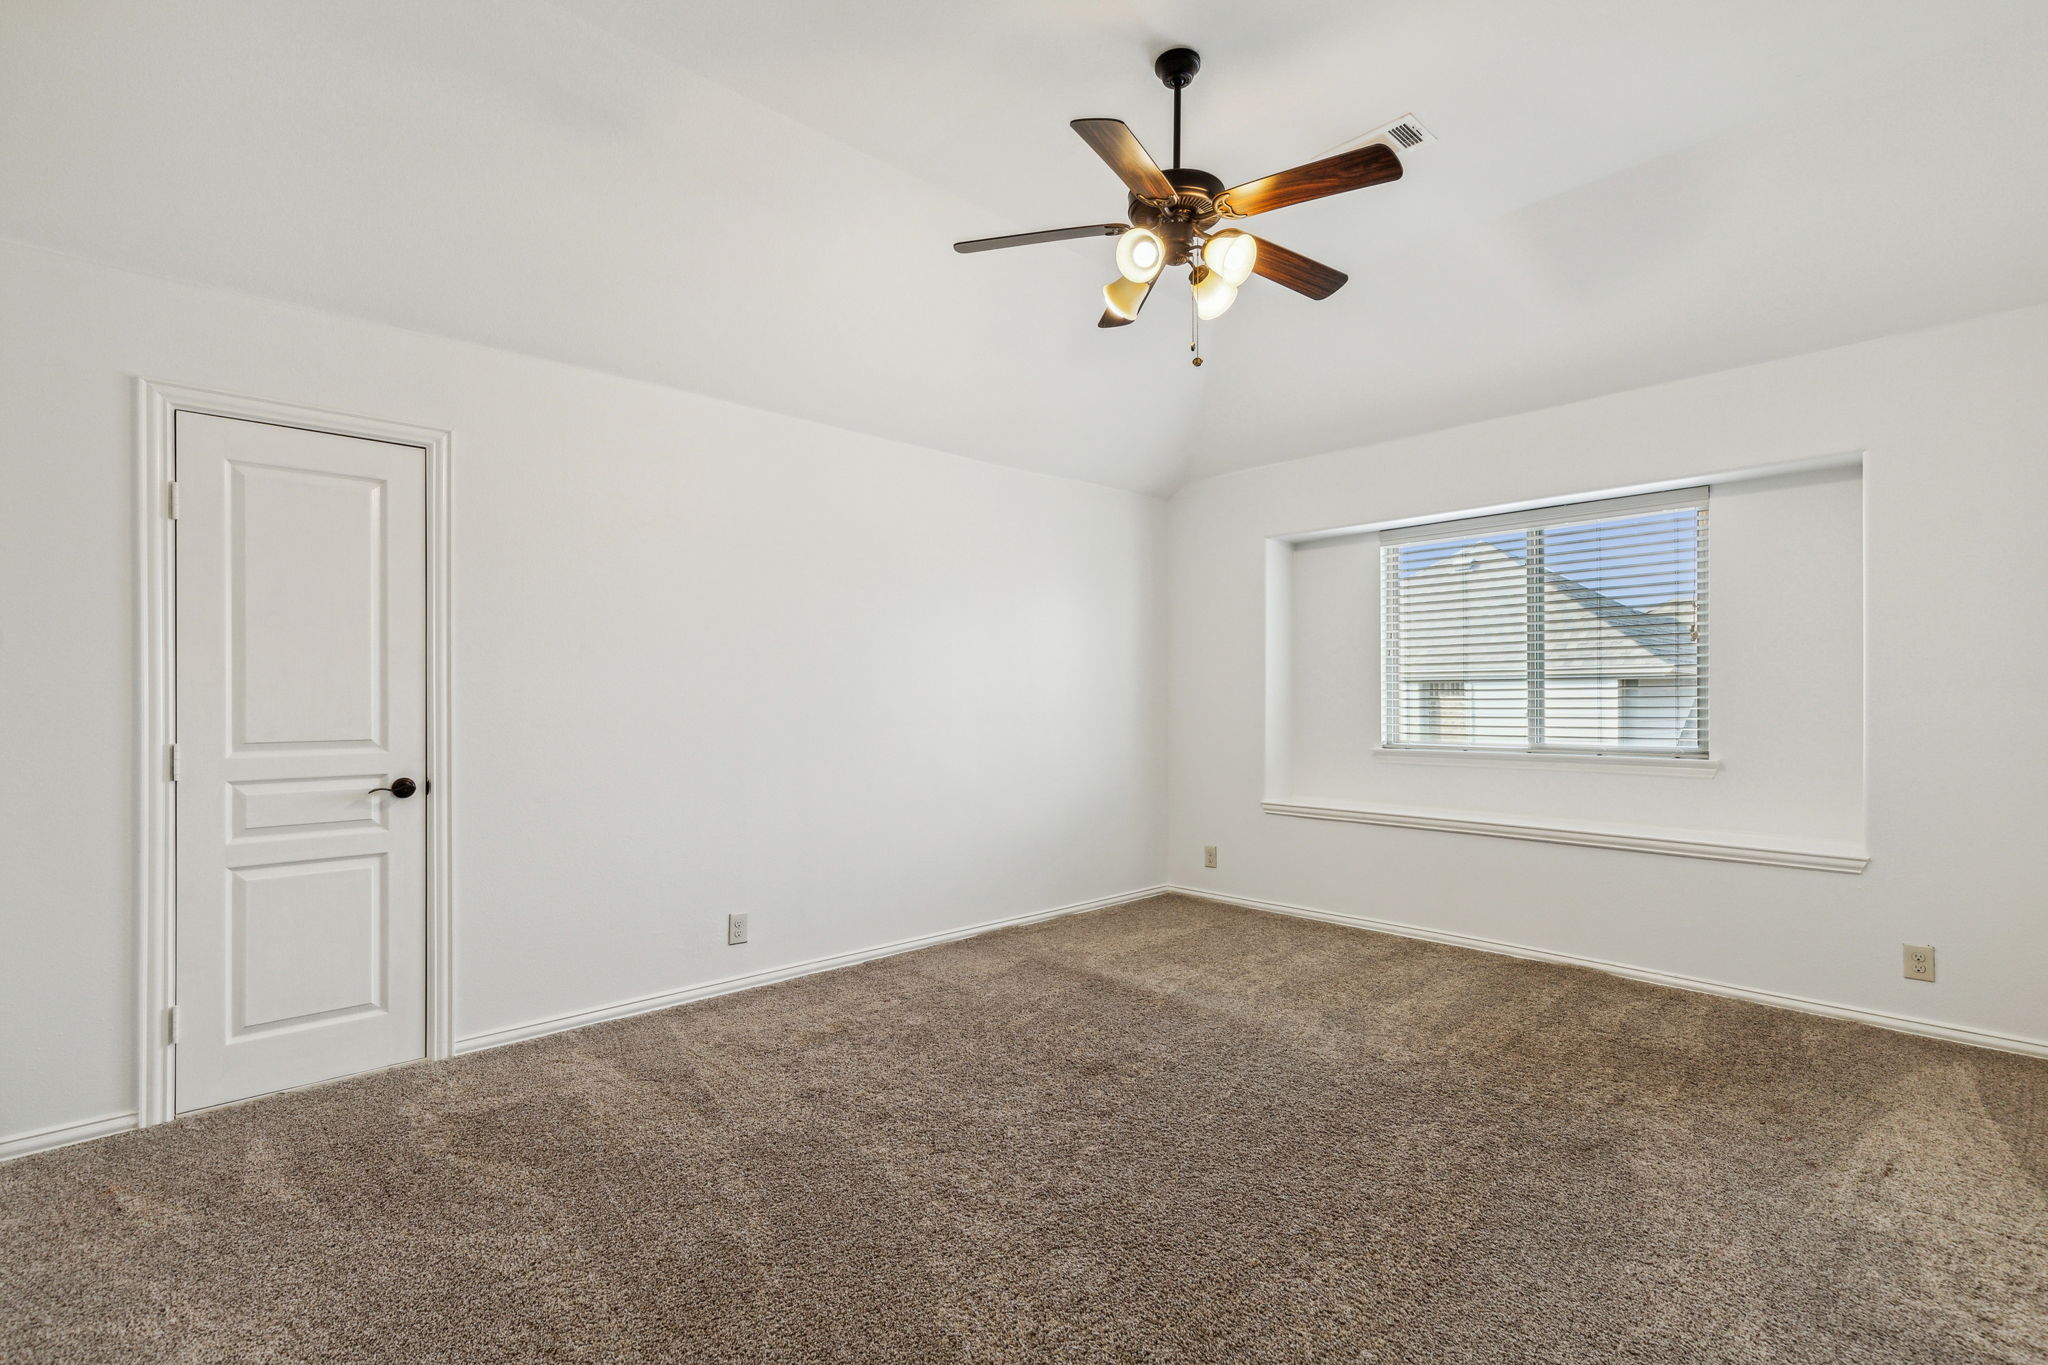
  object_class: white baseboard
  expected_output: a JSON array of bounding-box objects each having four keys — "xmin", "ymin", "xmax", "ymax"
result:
[
  {"xmin": 455, "ymin": 885, "xmax": 1172, "ymax": 1056},
  {"xmin": 1167, "ymin": 885, "xmax": 2048, "ymax": 1061},
  {"xmin": 0, "ymin": 1111, "xmax": 139, "ymax": 1162},
  {"xmin": 37, "ymin": 881, "xmax": 2024, "ymax": 1161}
]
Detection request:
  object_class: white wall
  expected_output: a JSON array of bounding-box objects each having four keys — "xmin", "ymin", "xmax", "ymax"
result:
[
  {"xmin": 8, "ymin": 225, "xmax": 2045, "ymax": 1155},
  {"xmin": 0, "ymin": 239, "xmax": 1165, "ymax": 1147},
  {"xmin": 1168, "ymin": 304, "xmax": 2048, "ymax": 1048}
]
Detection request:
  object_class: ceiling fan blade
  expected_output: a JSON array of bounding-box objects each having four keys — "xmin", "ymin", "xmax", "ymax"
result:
[
  {"xmin": 1098, "ymin": 276, "xmax": 1157, "ymax": 328},
  {"xmin": 1071, "ymin": 119, "xmax": 1177, "ymax": 200},
  {"xmin": 954, "ymin": 223, "xmax": 1127, "ymax": 253},
  {"xmin": 1248, "ymin": 236, "xmax": 1349, "ymax": 300},
  {"xmin": 1218, "ymin": 143, "xmax": 1403, "ymax": 218}
]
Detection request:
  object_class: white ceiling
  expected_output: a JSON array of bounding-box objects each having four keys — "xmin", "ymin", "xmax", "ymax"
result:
[{"xmin": 4, "ymin": 0, "xmax": 2047, "ymax": 493}]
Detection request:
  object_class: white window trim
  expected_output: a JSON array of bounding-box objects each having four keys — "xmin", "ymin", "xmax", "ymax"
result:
[
  {"xmin": 1370, "ymin": 746, "xmax": 1721, "ymax": 777},
  {"xmin": 1381, "ymin": 486, "xmax": 1709, "ymax": 760},
  {"xmin": 1375, "ymin": 485, "xmax": 1709, "ymax": 544}
]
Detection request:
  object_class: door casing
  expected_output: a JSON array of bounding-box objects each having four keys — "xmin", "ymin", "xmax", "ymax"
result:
[{"xmin": 135, "ymin": 379, "xmax": 454, "ymax": 1126}]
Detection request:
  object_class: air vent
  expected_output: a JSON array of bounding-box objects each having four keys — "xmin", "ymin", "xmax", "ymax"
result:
[{"xmin": 1319, "ymin": 114, "xmax": 1436, "ymax": 160}]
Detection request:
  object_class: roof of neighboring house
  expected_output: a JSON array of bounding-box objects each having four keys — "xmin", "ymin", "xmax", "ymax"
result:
[{"xmin": 1397, "ymin": 542, "xmax": 1697, "ymax": 677}]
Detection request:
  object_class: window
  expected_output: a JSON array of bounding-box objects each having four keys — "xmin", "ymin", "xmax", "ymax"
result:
[{"xmin": 1381, "ymin": 489, "xmax": 1707, "ymax": 757}]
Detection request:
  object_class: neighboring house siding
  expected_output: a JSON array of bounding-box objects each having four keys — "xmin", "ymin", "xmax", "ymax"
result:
[{"xmin": 1389, "ymin": 543, "xmax": 1703, "ymax": 751}]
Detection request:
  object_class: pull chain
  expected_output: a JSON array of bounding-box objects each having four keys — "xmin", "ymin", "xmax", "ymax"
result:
[{"xmin": 1189, "ymin": 277, "xmax": 1203, "ymax": 367}]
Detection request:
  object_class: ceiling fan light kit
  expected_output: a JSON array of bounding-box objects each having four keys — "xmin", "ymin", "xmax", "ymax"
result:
[
  {"xmin": 1204, "ymin": 230, "xmax": 1258, "ymax": 287},
  {"xmin": 1102, "ymin": 275, "xmax": 1151, "ymax": 322},
  {"xmin": 1114, "ymin": 227, "xmax": 1165, "ymax": 283},
  {"xmin": 953, "ymin": 47, "xmax": 1405, "ymax": 365},
  {"xmin": 1191, "ymin": 267, "xmax": 1237, "ymax": 322}
]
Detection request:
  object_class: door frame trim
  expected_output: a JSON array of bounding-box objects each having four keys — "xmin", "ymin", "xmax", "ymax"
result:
[{"xmin": 134, "ymin": 379, "xmax": 455, "ymax": 1126}]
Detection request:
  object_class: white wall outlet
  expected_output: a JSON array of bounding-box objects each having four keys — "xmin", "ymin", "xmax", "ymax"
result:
[
  {"xmin": 1203, "ymin": 845, "xmax": 1218, "ymax": 869},
  {"xmin": 1902, "ymin": 944, "xmax": 1934, "ymax": 982},
  {"xmin": 727, "ymin": 913, "xmax": 749, "ymax": 946}
]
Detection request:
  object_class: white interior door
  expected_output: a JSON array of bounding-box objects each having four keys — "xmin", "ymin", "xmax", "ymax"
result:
[{"xmin": 173, "ymin": 412, "xmax": 428, "ymax": 1112}]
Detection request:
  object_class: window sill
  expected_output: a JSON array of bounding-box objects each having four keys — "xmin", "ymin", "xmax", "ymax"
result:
[
  {"xmin": 1263, "ymin": 800, "xmax": 1867, "ymax": 874},
  {"xmin": 1372, "ymin": 746, "xmax": 1720, "ymax": 778}
]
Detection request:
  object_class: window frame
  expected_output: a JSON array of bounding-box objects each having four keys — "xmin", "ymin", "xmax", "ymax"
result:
[{"xmin": 1378, "ymin": 487, "xmax": 1710, "ymax": 761}]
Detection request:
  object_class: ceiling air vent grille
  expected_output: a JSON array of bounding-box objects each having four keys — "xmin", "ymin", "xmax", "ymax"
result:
[{"xmin": 1319, "ymin": 114, "xmax": 1436, "ymax": 160}]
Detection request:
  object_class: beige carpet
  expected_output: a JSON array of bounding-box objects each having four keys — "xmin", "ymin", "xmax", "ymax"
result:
[{"xmin": 4, "ymin": 894, "xmax": 2045, "ymax": 1364}]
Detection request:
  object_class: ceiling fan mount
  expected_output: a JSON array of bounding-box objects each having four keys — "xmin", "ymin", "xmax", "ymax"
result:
[
  {"xmin": 1152, "ymin": 46, "xmax": 1201, "ymax": 90},
  {"xmin": 953, "ymin": 47, "xmax": 1406, "ymax": 360},
  {"xmin": 1143, "ymin": 48, "xmax": 1219, "ymax": 247}
]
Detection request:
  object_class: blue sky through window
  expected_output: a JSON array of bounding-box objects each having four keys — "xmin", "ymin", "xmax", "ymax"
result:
[{"xmin": 1396, "ymin": 511, "xmax": 1698, "ymax": 609}]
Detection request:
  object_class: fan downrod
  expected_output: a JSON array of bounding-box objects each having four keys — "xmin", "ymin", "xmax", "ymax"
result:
[{"xmin": 1155, "ymin": 47, "xmax": 1200, "ymax": 170}]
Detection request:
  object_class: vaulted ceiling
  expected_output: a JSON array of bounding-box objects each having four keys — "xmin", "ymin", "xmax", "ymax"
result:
[{"xmin": 4, "ymin": 0, "xmax": 2046, "ymax": 493}]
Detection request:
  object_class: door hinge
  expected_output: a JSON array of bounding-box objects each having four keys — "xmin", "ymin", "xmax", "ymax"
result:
[
  {"xmin": 166, "ymin": 1006, "xmax": 180, "ymax": 1045},
  {"xmin": 167, "ymin": 743, "xmax": 182, "ymax": 782},
  {"xmin": 166, "ymin": 481, "xmax": 181, "ymax": 520}
]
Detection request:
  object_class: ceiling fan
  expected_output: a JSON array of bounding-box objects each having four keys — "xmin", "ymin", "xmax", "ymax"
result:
[{"xmin": 952, "ymin": 48, "xmax": 1404, "ymax": 363}]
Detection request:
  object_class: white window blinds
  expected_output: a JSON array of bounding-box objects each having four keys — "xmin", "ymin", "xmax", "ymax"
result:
[{"xmin": 1380, "ymin": 488, "xmax": 1708, "ymax": 757}]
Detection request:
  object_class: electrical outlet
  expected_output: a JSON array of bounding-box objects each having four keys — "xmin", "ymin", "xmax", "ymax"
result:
[
  {"xmin": 1902, "ymin": 944, "xmax": 1934, "ymax": 982},
  {"xmin": 727, "ymin": 913, "xmax": 749, "ymax": 946},
  {"xmin": 1203, "ymin": 845, "xmax": 1218, "ymax": 869}
]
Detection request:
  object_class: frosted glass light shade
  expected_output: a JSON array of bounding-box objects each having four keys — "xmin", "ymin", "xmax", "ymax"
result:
[
  {"xmin": 1205, "ymin": 230, "xmax": 1258, "ymax": 287},
  {"xmin": 1102, "ymin": 275, "xmax": 1151, "ymax": 321},
  {"xmin": 1115, "ymin": 228, "xmax": 1165, "ymax": 283},
  {"xmin": 1192, "ymin": 270, "xmax": 1238, "ymax": 320}
]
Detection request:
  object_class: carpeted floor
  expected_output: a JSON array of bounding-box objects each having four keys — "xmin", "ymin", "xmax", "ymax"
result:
[{"xmin": 3, "ymin": 894, "xmax": 2045, "ymax": 1364}]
